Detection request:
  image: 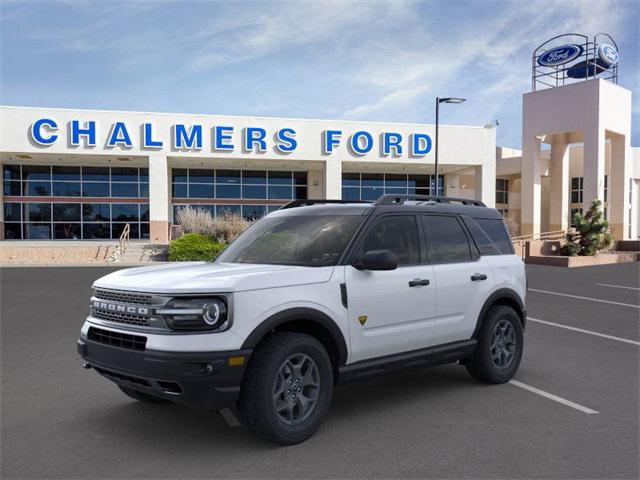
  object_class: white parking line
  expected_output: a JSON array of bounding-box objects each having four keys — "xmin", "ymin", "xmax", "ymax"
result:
[
  {"xmin": 218, "ymin": 407, "xmax": 241, "ymax": 427},
  {"xmin": 528, "ymin": 288, "xmax": 640, "ymax": 309},
  {"xmin": 596, "ymin": 283, "xmax": 640, "ymax": 291},
  {"xmin": 527, "ymin": 317, "xmax": 640, "ymax": 346},
  {"xmin": 509, "ymin": 380, "xmax": 599, "ymax": 415}
]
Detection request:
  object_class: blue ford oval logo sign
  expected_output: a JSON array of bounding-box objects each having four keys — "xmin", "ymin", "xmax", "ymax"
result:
[
  {"xmin": 538, "ymin": 44, "xmax": 583, "ymax": 67},
  {"xmin": 598, "ymin": 44, "xmax": 618, "ymax": 66}
]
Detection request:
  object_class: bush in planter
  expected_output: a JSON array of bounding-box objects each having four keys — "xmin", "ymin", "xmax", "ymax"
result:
[
  {"xmin": 168, "ymin": 233, "xmax": 226, "ymax": 261},
  {"xmin": 560, "ymin": 199, "xmax": 613, "ymax": 256},
  {"xmin": 175, "ymin": 207, "xmax": 251, "ymax": 243}
]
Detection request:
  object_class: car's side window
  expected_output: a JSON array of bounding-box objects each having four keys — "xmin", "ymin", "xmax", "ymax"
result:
[
  {"xmin": 462, "ymin": 216, "xmax": 500, "ymax": 256},
  {"xmin": 422, "ymin": 215, "xmax": 472, "ymax": 264},
  {"xmin": 475, "ymin": 218, "xmax": 515, "ymax": 254},
  {"xmin": 359, "ymin": 215, "xmax": 420, "ymax": 266}
]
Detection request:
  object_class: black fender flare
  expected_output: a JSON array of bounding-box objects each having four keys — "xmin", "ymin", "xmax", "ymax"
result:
[
  {"xmin": 241, "ymin": 307, "xmax": 349, "ymax": 366},
  {"xmin": 472, "ymin": 288, "xmax": 526, "ymax": 337}
]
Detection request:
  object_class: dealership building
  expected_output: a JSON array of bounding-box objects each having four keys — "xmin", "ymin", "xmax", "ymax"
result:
[
  {"xmin": 0, "ymin": 34, "xmax": 638, "ymax": 246},
  {"xmin": 0, "ymin": 107, "xmax": 496, "ymax": 243}
]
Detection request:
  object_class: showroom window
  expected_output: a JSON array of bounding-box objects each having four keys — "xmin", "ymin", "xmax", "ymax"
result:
[
  {"xmin": 3, "ymin": 164, "xmax": 149, "ymax": 198},
  {"xmin": 570, "ymin": 177, "xmax": 583, "ymax": 203},
  {"xmin": 3, "ymin": 202, "xmax": 149, "ymax": 240},
  {"xmin": 496, "ymin": 178, "xmax": 508, "ymax": 204},
  {"xmin": 341, "ymin": 173, "xmax": 444, "ymax": 201},
  {"xmin": 171, "ymin": 168, "xmax": 307, "ymax": 221},
  {"xmin": 2, "ymin": 164, "xmax": 149, "ymax": 240}
]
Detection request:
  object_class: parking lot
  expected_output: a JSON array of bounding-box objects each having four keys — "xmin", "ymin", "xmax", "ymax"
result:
[{"xmin": 1, "ymin": 263, "xmax": 638, "ymax": 479}]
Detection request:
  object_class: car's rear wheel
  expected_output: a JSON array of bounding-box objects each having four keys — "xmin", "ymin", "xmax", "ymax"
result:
[
  {"xmin": 118, "ymin": 385, "xmax": 168, "ymax": 404},
  {"xmin": 466, "ymin": 305, "xmax": 523, "ymax": 384},
  {"xmin": 237, "ymin": 331, "xmax": 333, "ymax": 445}
]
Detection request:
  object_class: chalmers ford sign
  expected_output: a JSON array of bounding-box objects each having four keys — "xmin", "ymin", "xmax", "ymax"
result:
[{"xmin": 29, "ymin": 118, "xmax": 434, "ymax": 157}]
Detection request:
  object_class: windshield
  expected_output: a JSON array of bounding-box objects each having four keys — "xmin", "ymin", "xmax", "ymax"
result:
[{"xmin": 216, "ymin": 215, "xmax": 363, "ymax": 267}]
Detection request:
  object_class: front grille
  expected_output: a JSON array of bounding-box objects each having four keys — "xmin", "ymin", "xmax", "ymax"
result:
[
  {"xmin": 92, "ymin": 309, "xmax": 151, "ymax": 326},
  {"xmin": 88, "ymin": 327, "xmax": 147, "ymax": 351},
  {"xmin": 94, "ymin": 289, "xmax": 152, "ymax": 305}
]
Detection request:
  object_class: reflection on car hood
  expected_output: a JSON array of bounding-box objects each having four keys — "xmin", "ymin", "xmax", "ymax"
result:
[{"xmin": 93, "ymin": 262, "xmax": 334, "ymax": 294}]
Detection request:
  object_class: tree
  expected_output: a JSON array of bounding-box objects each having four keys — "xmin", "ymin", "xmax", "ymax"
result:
[{"xmin": 560, "ymin": 199, "xmax": 613, "ymax": 256}]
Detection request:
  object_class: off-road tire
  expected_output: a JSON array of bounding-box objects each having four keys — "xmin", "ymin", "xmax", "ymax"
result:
[
  {"xmin": 118, "ymin": 385, "xmax": 168, "ymax": 404},
  {"xmin": 466, "ymin": 305, "xmax": 523, "ymax": 384},
  {"xmin": 237, "ymin": 331, "xmax": 333, "ymax": 445}
]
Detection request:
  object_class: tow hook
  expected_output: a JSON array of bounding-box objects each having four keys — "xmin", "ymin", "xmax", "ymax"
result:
[{"xmin": 82, "ymin": 363, "xmax": 92, "ymax": 370}]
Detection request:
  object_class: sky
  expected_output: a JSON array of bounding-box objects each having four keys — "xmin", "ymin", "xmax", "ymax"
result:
[{"xmin": 1, "ymin": 0, "xmax": 638, "ymax": 148}]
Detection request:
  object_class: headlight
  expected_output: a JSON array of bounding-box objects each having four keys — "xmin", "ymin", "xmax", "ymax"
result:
[{"xmin": 157, "ymin": 297, "xmax": 230, "ymax": 331}]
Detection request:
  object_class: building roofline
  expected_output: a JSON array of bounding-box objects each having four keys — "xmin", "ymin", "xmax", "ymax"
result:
[{"xmin": 0, "ymin": 104, "xmax": 489, "ymax": 130}]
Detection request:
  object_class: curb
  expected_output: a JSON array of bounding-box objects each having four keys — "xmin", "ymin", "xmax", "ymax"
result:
[{"xmin": 0, "ymin": 262, "xmax": 170, "ymax": 268}]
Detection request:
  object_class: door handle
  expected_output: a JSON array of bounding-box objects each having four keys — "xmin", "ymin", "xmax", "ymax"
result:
[
  {"xmin": 409, "ymin": 278, "xmax": 430, "ymax": 287},
  {"xmin": 471, "ymin": 273, "xmax": 488, "ymax": 281}
]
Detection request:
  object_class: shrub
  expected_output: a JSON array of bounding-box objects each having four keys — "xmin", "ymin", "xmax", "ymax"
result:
[
  {"xmin": 168, "ymin": 233, "xmax": 226, "ymax": 262},
  {"xmin": 175, "ymin": 207, "xmax": 252, "ymax": 243},
  {"xmin": 560, "ymin": 199, "xmax": 613, "ymax": 256}
]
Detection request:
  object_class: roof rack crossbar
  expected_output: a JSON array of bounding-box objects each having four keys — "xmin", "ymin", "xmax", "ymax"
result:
[
  {"xmin": 281, "ymin": 199, "xmax": 372, "ymax": 209},
  {"xmin": 375, "ymin": 194, "xmax": 486, "ymax": 207}
]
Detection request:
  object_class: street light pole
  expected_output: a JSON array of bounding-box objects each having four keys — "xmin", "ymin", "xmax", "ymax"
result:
[
  {"xmin": 434, "ymin": 96, "xmax": 466, "ymax": 197},
  {"xmin": 435, "ymin": 97, "xmax": 440, "ymax": 197}
]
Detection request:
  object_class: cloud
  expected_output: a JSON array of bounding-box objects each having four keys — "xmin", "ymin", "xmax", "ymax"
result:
[{"xmin": 345, "ymin": 0, "xmax": 625, "ymax": 112}]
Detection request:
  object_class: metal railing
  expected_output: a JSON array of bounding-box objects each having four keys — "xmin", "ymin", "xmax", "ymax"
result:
[
  {"xmin": 511, "ymin": 228, "xmax": 576, "ymax": 259},
  {"xmin": 512, "ymin": 229, "xmax": 571, "ymax": 245},
  {"xmin": 106, "ymin": 223, "xmax": 131, "ymax": 263}
]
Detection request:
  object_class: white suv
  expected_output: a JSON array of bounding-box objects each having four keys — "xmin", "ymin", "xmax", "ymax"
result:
[{"xmin": 78, "ymin": 195, "xmax": 526, "ymax": 445}]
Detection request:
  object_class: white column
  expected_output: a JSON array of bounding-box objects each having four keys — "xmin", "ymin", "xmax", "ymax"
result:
[
  {"xmin": 549, "ymin": 134, "xmax": 570, "ymax": 232},
  {"xmin": 0, "ymin": 167, "xmax": 4, "ymax": 240},
  {"xmin": 474, "ymin": 164, "xmax": 495, "ymax": 207},
  {"xmin": 609, "ymin": 134, "xmax": 631, "ymax": 240},
  {"xmin": 148, "ymin": 153, "xmax": 170, "ymax": 244},
  {"xmin": 582, "ymin": 126, "xmax": 606, "ymax": 211},
  {"xmin": 324, "ymin": 159, "xmax": 342, "ymax": 200},
  {"xmin": 445, "ymin": 173, "xmax": 460, "ymax": 198},
  {"xmin": 307, "ymin": 169, "xmax": 324, "ymax": 198},
  {"xmin": 521, "ymin": 135, "xmax": 543, "ymax": 236}
]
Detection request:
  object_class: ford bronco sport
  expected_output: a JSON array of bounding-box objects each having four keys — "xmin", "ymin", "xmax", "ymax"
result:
[{"xmin": 78, "ymin": 194, "xmax": 526, "ymax": 444}]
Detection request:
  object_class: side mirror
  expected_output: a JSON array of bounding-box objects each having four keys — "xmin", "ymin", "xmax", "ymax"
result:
[{"xmin": 353, "ymin": 249, "xmax": 398, "ymax": 271}]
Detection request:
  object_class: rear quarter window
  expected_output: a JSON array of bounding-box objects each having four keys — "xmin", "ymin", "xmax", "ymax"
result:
[{"xmin": 475, "ymin": 218, "xmax": 514, "ymax": 255}]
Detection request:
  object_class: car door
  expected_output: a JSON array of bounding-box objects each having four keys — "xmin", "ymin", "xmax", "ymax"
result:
[
  {"xmin": 345, "ymin": 214, "xmax": 436, "ymax": 363},
  {"xmin": 421, "ymin": 214, "xmax": 496, "ymax": 345}
]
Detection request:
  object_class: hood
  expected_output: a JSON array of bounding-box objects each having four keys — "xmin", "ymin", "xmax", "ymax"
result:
[{"xmin": 93, "ymin": 262, "xmax": 335, "ymax": 294}]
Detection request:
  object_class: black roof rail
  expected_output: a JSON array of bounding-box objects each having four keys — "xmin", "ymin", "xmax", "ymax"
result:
[
  {"xmin": 281, "ymin": 199, "xmax": 372, "ymax": 209},
  {"xmin": 375, "ymin": 194, "xmax": 486, "ymax": 207}
]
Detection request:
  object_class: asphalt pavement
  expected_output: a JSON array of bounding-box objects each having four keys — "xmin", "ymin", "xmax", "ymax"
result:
[{"xmin": 1, "ymin": 263, "xmax": 638, "ymax": 479}]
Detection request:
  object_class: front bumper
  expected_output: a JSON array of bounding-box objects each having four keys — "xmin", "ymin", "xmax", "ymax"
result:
[{"xmin": 77, "ymin": 337, "xmax": 252, "ymax": 410}]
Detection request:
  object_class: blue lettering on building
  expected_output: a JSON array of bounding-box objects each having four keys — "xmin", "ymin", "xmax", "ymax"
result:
[
  {"xmin": 30, "ymin": 118, "xmax": 58, "ymax": 145},
  {"xmin": 244, "ymin": 127, "xmax": 267, "ymax": 152},
  {"xmin": 323, "ymin": 130, "xmax": 342, "ymax": 154},
  {"xmin": 411, "ymin": 133, "xmax": 432, "ymax": 156},
  {"xmin": 275, "ymin": 128, "xmax": 297, "ymax": 153},
  {"xmin": 214, "ymin": 126, "xmax": 234, "ymax": 151},
  {"xmin": 143, "ymin": 123, "xmax": 163, "ymax": 148},
  {"xmin": 173, "ymin": 124, "xmax": 203, "ymax": 150},
  {"xmin": 28, "ymin": 118, "xmax": 435, "ymax": 159},
  {"xmin": 107, "ymin": 122, "xmax": 133, "ymax": 148},
  {"xmin": 71, "ymin": 120, "xmax": 96, "ymax": 147},
  {"xmin": 382, "ymin": 132, "xmax": 403, "ymax": 156},
  {"xmin": 350, "ymin": 131, "xmax": 373, "ymax": 155}
]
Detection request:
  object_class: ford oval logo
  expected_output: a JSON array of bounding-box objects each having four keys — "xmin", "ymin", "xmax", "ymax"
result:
[
  {"xmin": 598, "ymin": 44, "xmax": 618, "ymax": 66},
  {"xmin": 538, "ymin": 44, "xmax": 583, "ymax": 67}
]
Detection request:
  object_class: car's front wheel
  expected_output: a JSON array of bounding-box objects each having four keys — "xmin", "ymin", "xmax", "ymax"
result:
[
  {"xmin": 237, "ymin": 331, "xmax": 333, "ymax": 445},
  {"xmin": 466, "ymin": 305, "xmax": 523, "ymax": 384}
]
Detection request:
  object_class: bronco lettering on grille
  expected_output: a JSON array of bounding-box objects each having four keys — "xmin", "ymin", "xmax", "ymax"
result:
[{"xmin": 92, "ymin": 300, "xmax": 149, "ymax": 316}]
